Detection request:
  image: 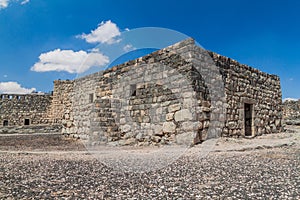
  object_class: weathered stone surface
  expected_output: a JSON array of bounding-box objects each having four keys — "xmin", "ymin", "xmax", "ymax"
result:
[
  {"xmin": 168, "ymin": 104, "xmax": 181, "ymax": 113},
  {"xmin": 176, "ymin": 132, "xmax": 197, "ymax": 146},
  {"xmin": 174, "ymin": 109, "xmax": 193, "ymax": 122},
  {"xmin": 152, "ymin": 124, "xmax": 163, "ymax": 136},
  {"xmin": 166, "ymin": 113, "xmax": 174, "ymax": 121},
  {"xmin": 163, "ymin": 122, "xmax": 176, "ymax": 133},
  {"xmin": 152, "ymin": 136, "xmax": 161, "ymax": 143},
  {"xmin": 120, "ymin": 125, "xmax": 131, "ymax": 133},
  {"xmin": 136, "ymin": 132, "xmax": 144, "ymax": 141},
  {"xmin": 181, "ymin": 121, "xmax": 201, "ymax": 132},
  {"xmin": 119, "ymin": 138, "xmax": 136, "ymax": 146}
]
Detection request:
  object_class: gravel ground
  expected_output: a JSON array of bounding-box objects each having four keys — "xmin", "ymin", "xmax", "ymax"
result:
[{"xmin": 0, "ymin": 129, "xmax": 299, "ymax": 199}]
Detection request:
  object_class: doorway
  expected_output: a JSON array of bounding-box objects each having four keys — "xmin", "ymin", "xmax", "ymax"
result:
[
  {"xmin": 3, "ymin": 120, "xmax": 8, "ymax": 126},
  {"xmin": 244, "ymin": 103, "xmax": 252, "ymax": 136},
  {"xmin": 24, "ymin": 119, "xmax": 30, "ymax": 126}
]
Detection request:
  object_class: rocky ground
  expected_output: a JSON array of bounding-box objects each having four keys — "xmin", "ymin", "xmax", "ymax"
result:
[{"xmin": 0, "ymin": 127, "xmax": 299, "ymax": 199}]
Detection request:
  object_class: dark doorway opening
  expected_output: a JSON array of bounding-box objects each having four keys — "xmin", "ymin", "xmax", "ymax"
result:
[
  {"xmin": 244, "ymin": 103, "xmax": 252, "ymax": 136},
  {"xmin": 3, "ymin": 120, "xmax": 8, "ymax": 126},
  {"xmin": 24, "ymin": 119, "xmax": 30, "ymax": 126},
  {"xmin": 130, "ymin": 84, "xmax": 137, "ymax": 96}
]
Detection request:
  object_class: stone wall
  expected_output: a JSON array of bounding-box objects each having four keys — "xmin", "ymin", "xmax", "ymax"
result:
[
  {"xmin": 67, "ymin": 73, "xmax": 102, "ymax": 138},
  {"xmin": 209, "ymin": 52, "xmax": 283, "ymax": 136},
  {"xmin": 0, "ymin": 93, "xmax": 52, "ymax": 127},
  {"xmin": 0, "ymin": 124, "xmax": 62, "ymax": 134},
  {"xmin": 283, "ymin": 99, "xmax": 300, "ymax": 119},
  {"xmin": 49, "ymin": 80, "xmax": 74, "ymax": 124},
  {"xmin": 283, "ymin": 99, "xmax": 300, "ymax": 125},
  {"xmin": 91, "ymin": 48, "xmax": 210, "ymax": 146}
]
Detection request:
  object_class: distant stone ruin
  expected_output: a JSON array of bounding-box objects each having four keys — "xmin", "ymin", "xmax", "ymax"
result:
[
  {"xmin": 283, "ymin": 99, "xmax": 300, "ymax": 125},
  {"xmin": 0, "ymin": 38, "xmax": 283, "ymax": 145}
]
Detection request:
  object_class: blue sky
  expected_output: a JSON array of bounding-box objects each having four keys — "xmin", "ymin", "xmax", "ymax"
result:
[{"xmin": 0, "ymin": 0, "xmax": 299, "ymax": 100}]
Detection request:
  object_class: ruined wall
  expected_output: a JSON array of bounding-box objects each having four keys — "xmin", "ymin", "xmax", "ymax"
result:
[
  {"xmin": 47, "ymin": 80, "xmax": 74, "ymax": 134},
  {"xmin": 0, "ymin": 93, "xmax": 52, "ymax": 127},
  {"xmin": 283, "ymin": 99, "xmax": 300, "ymax": 125},
  {"xmin": 209, "ymin": 52, "xmax": 283, "ymax": 136},
  {"xmin": 283, "ymin": 99, "xmax": 300, "ymax": 119}
]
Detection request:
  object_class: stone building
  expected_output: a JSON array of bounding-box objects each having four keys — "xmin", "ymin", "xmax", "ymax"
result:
[{"xmin": 0, "ymin": 38, "xmax": 283, "ymax": 145}]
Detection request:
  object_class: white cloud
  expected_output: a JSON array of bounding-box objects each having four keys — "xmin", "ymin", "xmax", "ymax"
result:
[
  {"xmin": 31, "ymin": 49, "xmax": 109, "ymax": 74},
  {"xmin": 283, "ymin": 98, "xmax": 298, "ymax": 102},
  {"xmin": 89, "ymin": 48, "xmax": 101, "ymax": 53},
  {"xmin": 20, "ymin": 0, "xmax": 29, "ymax": 5},
  {"xmin": 0, "ymin": 0, "xmax": 9, "ymax": 9},
  {"xmin": 123, "ymin": 44, "xmax": 136, "ymax": 52},
  {"xmin": 3, "ymin": 75, "xmax": 8, "ymax": 78},
  {"xmin": 0, "ymin": 82, "xmax": 36, "ymax": 94},
  {"xmin": 0, "ymin": 0, "xmax": 30, "ymax": 9},
  {"xmin": 77, "ymin": 20, "xmax": 121, "ymax": 44}
]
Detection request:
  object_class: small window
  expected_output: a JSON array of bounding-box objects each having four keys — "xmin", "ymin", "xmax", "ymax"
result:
[
  {"xmin": 3, "ymin": 120, "xmax": 8, "ymax": 126},
  {"xmin": 89, "ymin": 93, "xmax": 94, "ymax": 103},
  {"xmin": 130, "ymin": 84, "xmax": 137, "ymax": 96},
  {"xmin": 24, "ymin": 119, "xmax": 30, "ymax": 126}
]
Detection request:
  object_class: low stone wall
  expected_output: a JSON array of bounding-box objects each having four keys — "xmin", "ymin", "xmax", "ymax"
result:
[
  {"xmin": 283, "ymin": 99, "xmax": 300, "ymax": 125},
  {"xmin": 0, "ymin": 124, "xmax": 62, "ymax": 134}
]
